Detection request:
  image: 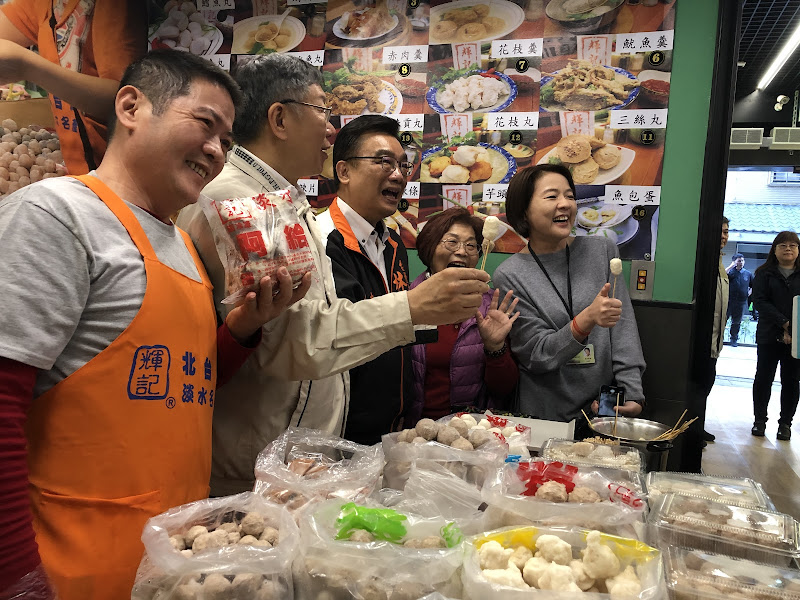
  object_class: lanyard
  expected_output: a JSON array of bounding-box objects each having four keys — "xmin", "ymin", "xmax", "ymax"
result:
[{"xmin": 528, "ymin": 242, "xmax": 573, "ymax": 319}]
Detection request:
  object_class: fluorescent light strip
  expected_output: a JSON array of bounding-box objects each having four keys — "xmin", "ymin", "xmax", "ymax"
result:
[{"xmin": 758, "ymin": 19, "xmax": 800, "ymax": 90}]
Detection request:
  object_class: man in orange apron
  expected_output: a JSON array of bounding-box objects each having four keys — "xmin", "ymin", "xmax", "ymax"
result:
[
  {"xmin": 0, "ymin": 0, "xmax": 147, "ymax": 174},
  {"xmin": 0, "ymin": 50, "xmax": 310, "ymax": 599}
]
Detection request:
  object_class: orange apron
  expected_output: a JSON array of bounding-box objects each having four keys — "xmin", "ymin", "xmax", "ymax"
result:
[
  {"xmin": 37, "ymin": 0, "xmax": 107, "ymax": 173},
  {"xmin": 25, "ymin": 175, "xmax": 217, "ymax": 599}
]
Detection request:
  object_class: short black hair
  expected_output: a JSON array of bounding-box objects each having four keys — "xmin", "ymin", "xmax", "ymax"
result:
[
  {"xmin": 108, "ymin": 49, "xmax": 241, "ymax": 139},
  {"xmin": 732, "ymin": 253, "xmax": 744, "ymax": 260},
  {"xmin": 231, "ymin": 54, "xmax": 323, "ymax": 145},
  {"xmin": 505, "ymin": 164, "xmax": 576, "ymax": 238},
  {"xmin": 332, "ymin": 115, "xmax": 401, "ymax": 191},
  {"xmin": 722, "ymin": 216, "xmax": 729, "ymax": 225}
]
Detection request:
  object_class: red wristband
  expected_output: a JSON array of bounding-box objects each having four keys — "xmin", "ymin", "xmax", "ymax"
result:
[{"xmin": 571, "ymin": 317, "xmax": 590, "ymax": 338}]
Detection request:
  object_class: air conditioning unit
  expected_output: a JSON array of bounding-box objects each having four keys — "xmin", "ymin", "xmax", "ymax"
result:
[
  {"xmin": 729, "ymin": 128, "xmax": 763, "ymax": 149},
  {"xmin": 770, "ymin": 127, "xmax": 800, "ymax": 150}
]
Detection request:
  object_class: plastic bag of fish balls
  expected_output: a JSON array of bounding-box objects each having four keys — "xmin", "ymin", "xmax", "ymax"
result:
[
  {"xmin": 0, "ymin": 119, "xmax": 65, "ymax": 197},
  {"xmin": 131, "ymin": 492, "xmax": 298, "ymax": 600},
  {"xmin": 292, "ymin": 498, "xmax": 464, "ymax": 600},
  {"xmin": 461, "ymin": 525, "xmax": 664, "ymax": 600},
  {"xmin": 381, "ymin": 416, "xmax": 511, "ymax": 491}
]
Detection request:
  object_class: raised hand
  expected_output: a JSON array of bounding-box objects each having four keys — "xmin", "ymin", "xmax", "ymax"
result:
[{"xmin": 476, "ymin": 289, "xmax": 519, "ymax": 351}]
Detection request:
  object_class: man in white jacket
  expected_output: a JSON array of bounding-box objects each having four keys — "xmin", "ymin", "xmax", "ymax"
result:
[{"xmin": 177, "ymin": 55, "xmax": 490, "ymax": 495}]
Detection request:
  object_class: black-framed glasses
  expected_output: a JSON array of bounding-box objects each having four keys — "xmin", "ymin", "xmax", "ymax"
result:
[
  {"xmin": 278, "ymin": 99, "xmax": 332, "ymax": 121},
  {"xmin": 440, "ymin": 238, "xmax": 480, "ymax": 256},
  {"xmin": 346, "ymin": 155, "xmax": 414, "ymax": 177},
  {"xmin": 777, "ymin": 243, "xmax": 799, "ymax": 250}
]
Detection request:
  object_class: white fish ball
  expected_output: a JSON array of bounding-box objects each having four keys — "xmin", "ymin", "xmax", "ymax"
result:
[
  {"xmin": 610, "ymin": 258, "xmax": 623, "ymax": 275},
  {"xmin": 179, "ymin": 29, "xmax": 193, "ymax": 48}
]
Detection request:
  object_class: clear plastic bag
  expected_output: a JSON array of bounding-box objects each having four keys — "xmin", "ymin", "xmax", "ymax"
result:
[
  {"xmin": 395, "ymin": 463, "xmax": 490, "ymax": 535},
  {"xmin": 383, "ymin": 417, "xmax": 508, "ymax": 491},
  {"xmin": 481, "ymin": 459, "xmax": 647, "ymax": 533},
  {"xmin": 253, "ymin": 427, "xmax": 383, "ymax": 515},
  {"xmin": 294, "ymin": 499, "xmax": 465, "ymax": 600},
  {"xmin": 461, "ymin": 525, "xmax": 664, "ymax": 600},
  {"xmin": 131, "ymin": 492, "xmax": 298, "ymax": 599},
  {"xmin": 199, "ymin": 188, "xmax": 316, "ymax": 305}
]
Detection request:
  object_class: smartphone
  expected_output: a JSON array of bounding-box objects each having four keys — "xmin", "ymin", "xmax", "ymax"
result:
[{"xmin": 598, "ymin": 385, "xmax": 625, "ymax": 417}]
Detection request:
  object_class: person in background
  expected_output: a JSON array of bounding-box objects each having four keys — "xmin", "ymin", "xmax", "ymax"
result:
[
  {"xmin": 0, "ymin": 50, "xmax": 309, "ymax": 599},
  {"xmin": 407, "ymin": 207, "xmax": 520, "ymax": 425},
  {"xmin": 700, "ymin": 216, "xmax": 729, "ymax": 445},
  {"xmin": 726, "ymin": 252, "xmax": 754, "ymax": 347},
  {"xmin": 751, "ymin": 231, "xmax": 800, "ymax": 441},
  {"xmin": 177, "ymin": 56, "xmax": 491, "ymax": 494},
  {"xmin": 0, "ymin": 0, "xmax": 147, "ymax": 173},
  {"xmin": 493, "ymin": 164, "xmax": 645, "ymax": 434}
]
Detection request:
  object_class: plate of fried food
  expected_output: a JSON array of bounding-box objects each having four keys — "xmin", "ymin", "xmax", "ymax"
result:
[
  {"xmin": 333, "ymin": 0, "xmax": 400, "ymax": 40},
  {"xmin": 540, "ymin": 59, "xmax": 639, "ymax": 111},
  {"xmin": 537, "ymin": 134, "xmax": 635, "ymax": 185},
  {"xmin": 324, "ymin": 73, "xmax": 403, "ymax": 115},
  {"xmin": 232, "ymin": 15, "xmax": 306, "ymax": 53},
  {"xmin": 427, "ymin": 69, "xmax": 517, "ymax": 114},
  {"xmin": 421, "ymin": 143, "xmax": 516, "ymax": 184},
  {"xmin": 428, "ymin": 0, "xmax": 525, "ymax": 45}
]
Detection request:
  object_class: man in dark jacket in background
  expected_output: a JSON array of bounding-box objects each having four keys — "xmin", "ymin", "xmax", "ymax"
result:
[
  {"xmin": 316, "ymin": 115, "xmax": 418, "ymax": 444},
  {"xmin": 726, "ymin": 253, "xmax": 754, "ymax": 346}
]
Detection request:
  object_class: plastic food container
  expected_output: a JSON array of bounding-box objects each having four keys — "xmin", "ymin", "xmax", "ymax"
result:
[
  {"xmin": 541, "ymin": 438, "xmax": 645, "ymax": 473},
  {"xmin": 663, "ymin": 546, "xmax": 800, "ymax": 600},
  {"xmin": 646, "ymin": 472, "xmax": 772, "ymax": 510},
  {"xmin": 647, "ymin": 494, "xmax": 800, "ymax": 567}
]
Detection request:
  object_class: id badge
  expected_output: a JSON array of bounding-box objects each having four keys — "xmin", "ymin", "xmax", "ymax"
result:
[{"xmin": 568, "ymin": 344, "xmax": 595, "ymax": 365}]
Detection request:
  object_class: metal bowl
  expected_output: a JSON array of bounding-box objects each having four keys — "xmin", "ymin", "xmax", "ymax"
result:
[
  {"xmin": 590, "ymin": 417, "xmax": 670, "ymax": 443},
  {"xmin": 545, "ymin": 0, "xmax": 625, "ymax": 35}
]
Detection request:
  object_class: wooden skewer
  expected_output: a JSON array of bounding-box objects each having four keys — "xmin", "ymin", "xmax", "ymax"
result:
[
  {"xmin": 581, "ymin": 410, "xmax": 595, "ymax": 431},
  {"xmin": 613, "ymin": 391, "xmax": 620, "ymax": 437},
  {"xmin": 612, "ymin": 275, "xmax": 617, "ymax": 299},
  {"xmin": 479, "ymin": 240, "xmax": 494, "ymax": 270}
]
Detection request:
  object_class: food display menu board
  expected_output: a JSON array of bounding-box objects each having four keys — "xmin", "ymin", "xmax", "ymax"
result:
[{"xmin": 150, "ymin": 0, "xmax": 676, "ymax": 258}]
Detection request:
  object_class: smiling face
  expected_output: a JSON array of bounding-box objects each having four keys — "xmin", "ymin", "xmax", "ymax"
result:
[
  {"xmin": 134, "ymin": 79, "xmax": 234, "ymax": 217},
  {"xmin": 525, "ymin": 171, "xmax": 576, "ymax": 252},
  {"xmin": 336, "ymin": 133, "xmax": 407, "ymax": 226},
  {"xmin": 430, "ymin": 222, "xmax": 480, "ymax": 274}
]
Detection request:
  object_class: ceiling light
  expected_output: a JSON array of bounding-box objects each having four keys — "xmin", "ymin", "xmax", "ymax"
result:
[
  {"xmin": 737, "ymin": 61, "xmax": 746, "ymax": 67},
  {"xmin": 775, "ymin": 102, "xmax": 785, "ymax": 111},
  {"xmin": 757, "ymin": 20, "xmax": 800, "ymax": 89},
  {"xmin": 778, "ymin": 94, "xmax": 790, "ymax": 104}
]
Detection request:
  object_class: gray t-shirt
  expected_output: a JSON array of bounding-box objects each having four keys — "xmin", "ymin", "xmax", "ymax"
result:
[
  {"xmin": 779, "ymin": 266, "xmax": 795, "ymax": 279},
  {"xmin": 0, "ymin": 176, "xmax": 200, "ymax": 396},
  {"xmin": 494, "ymin": 236, "xmax": 646, "ymax": 422}
]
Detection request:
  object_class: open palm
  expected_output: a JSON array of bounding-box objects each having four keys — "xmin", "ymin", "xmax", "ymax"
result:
[{"xmin": 476, "ymin": 289, "xmax": 519, "ymax": 351}]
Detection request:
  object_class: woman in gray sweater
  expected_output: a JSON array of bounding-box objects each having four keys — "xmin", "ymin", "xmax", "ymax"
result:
[{"xmin": 493, "ymin": 165, "xmax": 646, "ymax": 427}]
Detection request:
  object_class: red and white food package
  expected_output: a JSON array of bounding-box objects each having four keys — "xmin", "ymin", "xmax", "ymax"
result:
[{"xmin": 200, "ymin": 187, "xmax": 316, "ymax": 304}]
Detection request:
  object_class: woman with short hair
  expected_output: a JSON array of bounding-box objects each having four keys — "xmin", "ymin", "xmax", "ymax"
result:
[
  {"xmin": 407, "ymin": 207, "xmax": 519, "ymax": 425},
  {"xmin": 751, "ymin": 230, "xmax": 800, "ymax": 440},
  {"xmin": 493, "ymin": 164, "xmax": 646, "ymax": 432}
]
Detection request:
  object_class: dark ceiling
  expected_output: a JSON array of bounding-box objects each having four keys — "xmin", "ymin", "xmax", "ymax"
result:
[{"xmin": 736, "ymin": 0, "xmax": 800, "ymax": 98}]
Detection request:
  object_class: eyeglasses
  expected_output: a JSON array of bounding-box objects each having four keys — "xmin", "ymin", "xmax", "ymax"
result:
[
  {"xmin": 278, "ymin": 99, "xmax": 332, "ymax": 121},
  {"xmin": 440, "ymin": 238, "xmax": 480, "ymax": 255},
  {"xmin": 777, "ymin": 243, "xmax": 799, "ymax": 250},
  {"xmin": 346, "ymin": 156, "xmax": 414, "ymax": 177}
]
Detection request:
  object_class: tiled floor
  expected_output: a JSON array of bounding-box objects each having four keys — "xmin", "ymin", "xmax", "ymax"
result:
[{"xmin": 702, "ymin": 344, "xmax": 800, "ymax": 519}]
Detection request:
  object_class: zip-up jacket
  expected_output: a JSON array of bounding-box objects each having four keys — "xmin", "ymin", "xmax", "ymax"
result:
[
  {"xmin": 317, "ymin": 198, "xmax": 413, "ymax": 445},
  {"xmin": 753, "ymin": 264, "xmax": 800, "ymax": 345}
]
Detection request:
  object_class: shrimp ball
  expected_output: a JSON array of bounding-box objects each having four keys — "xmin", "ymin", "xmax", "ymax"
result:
[
  {"xmin": 2, "ymin": 119, "xmax": 18, "ymax": 131},
  {"xmin": 448, "ymin": 417, "xmax": 469, "ymax": 438},
  {"xmin": 240, "ymin": 512, "xmax": 266, "ymax": 537},
  {"xmin": 0, "ymin": 153, "xmax": 12, "ymax": 168},
  {"xmin": 415, "ymin": 418, "xmax": 440, "ymax": 440},
  {"xmin": 9, "ymin": 159, "xmax": 19, "ymax": 171},
  {"xmin": 44, "ymin": 159, "xmax": 56, "ymax": 173},
  {"xmin": 1, "ymin": 133, "xmax": 15, "ymax": 144},
  {"xmin": 46, "ymin": 139, "xmax": 59, "ymax": 151},
  {"xmin": 0, "ymin": 179, "xmax": 9, "ymax": 194},
  {"xmin": 7, "ymin": 181, "xmax": 20, "ymax": 193},
  {"xmin": 16, "ymin": 166, "xmax": 29, "ymax": 178},
  {"xmin": 35, "ymin": 155, "xmax": 47, "ymax": 167},
  {"xmin": 11, "ymin": 132, "xmax": 21, "ymax": 144},
  {"xmin": 27, "ymin": 140, "xmax": 41, "ymax": 154},
  {"xmin": 0, "ymin": 167, "xmax": 8, "ymax": 180},
  {"xmin": 17, "ymin": 176, "xmax": 30, "ymax": 188},
  {"xmin": 9, "ymin": 172, "xmax": 19, "ymax": 182},
  {"xmin": 50, "ymin": 150, "xmax": 63, "ymax": 163},
  {"xmin": 29, "ymin": 167, "xmax": 43, "ymax": 183},
  {"xmin": 436, "ymin": 425, "xmax": 460, "ymax": 445}
]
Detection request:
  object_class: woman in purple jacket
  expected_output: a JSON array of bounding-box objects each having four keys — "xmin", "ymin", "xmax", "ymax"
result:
[{"xmin": 408, "ymin": 208, "xmax": 520, "ymax": 425}]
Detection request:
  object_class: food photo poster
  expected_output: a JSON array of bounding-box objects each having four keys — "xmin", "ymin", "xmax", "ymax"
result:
[{"xmin": 150, "ymin": 0, "xmax": 676, "ymax": 259}]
